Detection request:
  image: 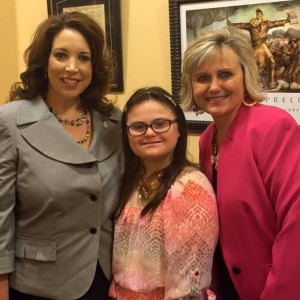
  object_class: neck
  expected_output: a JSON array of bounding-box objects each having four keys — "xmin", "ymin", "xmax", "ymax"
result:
[
  {"xmin": 213, "ymin": 105, "xmax": 241, "ymax": 144},
  {"xmin": 213, "ymin": 124, "xmax": 227, "ymax": 147},
  {"xmin": 142, "ymin": 157, "xmax": 171, "ymax": 178},
  {"xmin": 45, "ymin": 92, "xmax": 81, "ymax": 114},
  {"xmin": 45, "ymin": 100, "xmax": 84, "ymax": 122}
]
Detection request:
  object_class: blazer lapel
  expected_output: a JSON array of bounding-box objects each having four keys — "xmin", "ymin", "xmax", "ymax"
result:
[
  {"xmin": 88, "ymin": 108, "xmax": 122, "ymax": 162},
  {"xmin": 18, "ymin": 96, "xmax": 98, "ymax": 164}
]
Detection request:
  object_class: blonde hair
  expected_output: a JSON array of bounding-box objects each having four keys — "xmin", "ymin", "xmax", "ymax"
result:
[{"xmin": 181, "ymin": 27, "xmax": 264, "ymax": 111}]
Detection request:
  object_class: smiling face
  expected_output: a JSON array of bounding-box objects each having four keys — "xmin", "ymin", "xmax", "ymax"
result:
[
  {"xmin": 191, "ymin": 47, "xmax": 245, "ymax": 127},
  {"xmin": 46, "ymin": 28, "xmax": 92, "ymax": 103},
  {"xmin": 126, "ymin": 99, "xmax": 180, "ymax": 169}
]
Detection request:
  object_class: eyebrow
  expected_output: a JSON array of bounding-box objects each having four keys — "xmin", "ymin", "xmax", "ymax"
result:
[
  {"xmin": 194, "ymin": 67, "xmax": 233, "ymax": 74},
  {"xmin": 128, "ymin": 118, "xmax": 171, "ymax": 125},
  {"xmin": 53, "ymin": 47, "xmax": 91, "ymax": 55}
]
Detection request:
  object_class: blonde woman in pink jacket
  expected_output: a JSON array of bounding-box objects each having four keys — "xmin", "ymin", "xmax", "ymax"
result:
[{"xmin": 181, "ymin": 28, "xmax": 300, "ymax": 300}]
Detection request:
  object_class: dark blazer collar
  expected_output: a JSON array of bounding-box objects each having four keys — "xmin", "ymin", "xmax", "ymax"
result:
[{"xmin": 18, "ymin": 96, "xmax": 99, "ymax": 164}]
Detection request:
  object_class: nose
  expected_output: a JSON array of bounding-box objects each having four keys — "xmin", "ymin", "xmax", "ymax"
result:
[
  {"xmin": 208, "ymin": 77, "xmax": 222, "ymax": 93},
  {"xmin": 65, "ymin": 58, "xmax": 78, "ymax": 73},
  {"xmin": 144, "ymin": 125, "xmax": 156, "ymax": 136}
]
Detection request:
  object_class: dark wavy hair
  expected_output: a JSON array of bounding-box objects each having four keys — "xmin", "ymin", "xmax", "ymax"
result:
[
  {"xmin": 117, "ymin": 86, "xmax": 197, "ymax": 217},
  {"xmin": 9, "ymin": 11, "xmax": 115, "ymax": 116}
]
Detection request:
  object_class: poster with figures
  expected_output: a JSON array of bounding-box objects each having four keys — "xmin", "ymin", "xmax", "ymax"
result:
[{"xmin": 179, "ymin": 0, "xmax": 300, "ymax": 125}]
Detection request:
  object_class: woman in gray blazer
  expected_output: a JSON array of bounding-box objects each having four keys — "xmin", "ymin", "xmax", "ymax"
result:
[{"xmin": 0, "ymin": 12, "xmax": 123, "ymax": 300}]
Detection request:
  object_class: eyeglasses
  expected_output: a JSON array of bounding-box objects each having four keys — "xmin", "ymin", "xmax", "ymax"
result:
[{"xmin": 126, "ymin": 119, "xmax": 177, "ymax": 137}]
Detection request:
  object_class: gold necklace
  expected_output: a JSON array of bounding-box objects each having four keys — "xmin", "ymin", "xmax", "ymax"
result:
[
  {"xmin": 136, "ymin": 170, "xmax": 163, "ymax": 206},
  {"xmin": 210, "ymin": 126, "xmax": 219, "ymax": 171}
]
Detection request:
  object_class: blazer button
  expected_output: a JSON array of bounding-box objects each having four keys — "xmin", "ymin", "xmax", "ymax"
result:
[
  {"xmin": 89, "ymin": 227, "xmax": 97, "ymax": 234},
  {"xmin": 232, "ymin": 267, "xmax": 241, "ymax": 275},
  {"xmin": 89, "ymin": 194, "xmax": 97, "ymax": 201}
]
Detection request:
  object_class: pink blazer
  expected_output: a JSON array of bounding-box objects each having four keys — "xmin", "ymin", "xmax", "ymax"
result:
[{"xmin": 200, "ymin": 104, "xmax": 300, "ymax": 300}]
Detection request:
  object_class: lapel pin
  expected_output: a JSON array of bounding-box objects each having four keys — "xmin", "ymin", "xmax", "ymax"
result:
[{"xmin": 103, "ymin": 121, "xmax": 108, "ymax": 128}]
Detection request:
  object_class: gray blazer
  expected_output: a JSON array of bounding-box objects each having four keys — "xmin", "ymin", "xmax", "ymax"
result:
[{"xmin": 0, "ymin": 96, "xmax": 123, "ymax": 299}]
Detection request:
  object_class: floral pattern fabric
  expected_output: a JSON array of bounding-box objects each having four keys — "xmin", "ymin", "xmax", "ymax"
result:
[{"xmin": 109, "ymin": 167, "xmax": 218, "ymax": 300}]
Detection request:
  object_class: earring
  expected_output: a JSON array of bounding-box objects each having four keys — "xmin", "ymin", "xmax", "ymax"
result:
[
  {"xmin": 243, "ymin": 95, "xmax": 257, "ymax": 107},
  {"xmin": 44, "ymin": 70, "xmax": 48, "ymax": 80},
  {"xmin": 193, "ymin": 105, "xmax": 204, "ymax": 115}
]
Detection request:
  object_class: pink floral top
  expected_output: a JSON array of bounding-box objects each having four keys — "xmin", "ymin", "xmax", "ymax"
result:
[{"xmin": 109, "ymin": 167, "xmax": 218, "ymax": 300}]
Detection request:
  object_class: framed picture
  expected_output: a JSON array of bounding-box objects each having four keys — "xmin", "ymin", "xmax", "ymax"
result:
[
  {"xmin": 47, "ymin": 0, "xmax": 124, "ymax": 92},
  {"xmin": 169, "ymin": 0, "xmax": 300, "ymax": 132}
]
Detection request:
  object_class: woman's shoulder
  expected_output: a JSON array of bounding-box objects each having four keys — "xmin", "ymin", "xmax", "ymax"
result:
[
  {"xmin": 249, "ymin": 103, "xmax": 297, "ymax": 125},
  {"xmin": 0, "ymin": 101, "xmax": 22, "ymax": 140},
  {"xmin": 0, "ymin": 97, "xmax": 41, "ymax": 115},
  {"xmin": 0, "ymin": 100, "xmax": 21, "ymax": 113},
  {"xmin": 0, "ymin": 100, "xmax": 24, "ymax": 123},
  {"xmin": 242, "ymin": 104, "xmax": 299, "ymax": 142}
]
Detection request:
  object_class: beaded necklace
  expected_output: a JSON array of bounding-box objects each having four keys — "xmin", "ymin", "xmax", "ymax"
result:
[
  {"xmin": 52, "ymin": 107, "xmax": 88, "ymax": 126},
  {"xmin": 50, "ymin": 107, "xmax": 91, "ymax": 144}
]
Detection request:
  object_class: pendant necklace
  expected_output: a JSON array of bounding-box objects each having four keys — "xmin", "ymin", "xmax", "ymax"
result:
[
  {"xmin": 136, "ymin": 169, "xmax": 163, "ymax": 207},
  {"xmin": 210, "ymin": 126, "xmax": 219, "ymax": 171}
]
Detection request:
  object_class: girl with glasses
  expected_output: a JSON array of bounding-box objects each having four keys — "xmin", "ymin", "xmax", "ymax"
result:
[{"xmin": 109, "ymin": 86, "xmax": 218, "ymax": 299}]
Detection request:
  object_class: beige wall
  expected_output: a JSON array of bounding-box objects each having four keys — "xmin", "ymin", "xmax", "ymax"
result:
[
  {"xmin": 0, "ymin": 0, "xmax": 18, "ymax": 103},
  {"xmin": 0, "ymin": 0, "xmax": 199, "ymax": 162}
]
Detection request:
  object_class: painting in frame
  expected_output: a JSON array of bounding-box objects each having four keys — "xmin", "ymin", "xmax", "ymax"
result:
[
  {"xmin": 47, "ymin": 0, "xmax": 124, "ymax": 92},
  {"xmin": 169, "ymin": 0, "xmax": 300, "ymax": 133}
]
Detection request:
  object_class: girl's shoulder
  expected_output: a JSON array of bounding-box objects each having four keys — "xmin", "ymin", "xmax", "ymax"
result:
[{"xmin": 171, "ymin": 165, "xmax": 215, "ymax": 198}]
